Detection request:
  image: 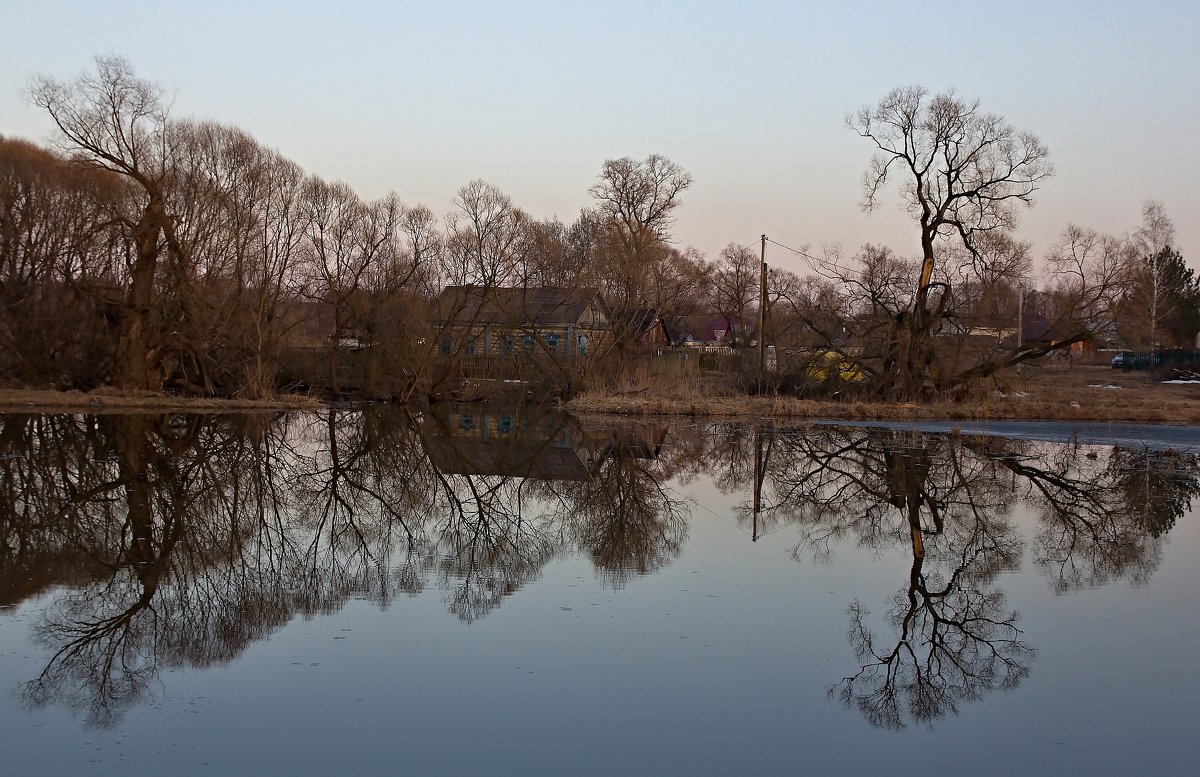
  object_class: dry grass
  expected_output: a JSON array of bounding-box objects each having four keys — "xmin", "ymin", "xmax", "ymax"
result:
[
  {"xmin": 5, "ymin": 364, "xmax": 1196, "ymax": 424},
  {"xmin": 0, "ymin": 387, "xmax": 323, "ymax": 413},
  {"xmin": 566, "ymin": 365, "xmax": 1200, "ymax": 424}
]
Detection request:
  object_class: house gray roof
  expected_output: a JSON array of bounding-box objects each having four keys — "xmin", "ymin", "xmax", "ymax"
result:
[
  {"xmin": 611, "ymin": 307, "xmax": 664, "ymax": 339},
  {"xmin": 434, "ymin": 285, "xmax": 604, "ymax": 327}
]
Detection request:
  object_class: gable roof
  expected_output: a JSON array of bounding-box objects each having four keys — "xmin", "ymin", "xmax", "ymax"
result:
[{"xmin": 434, "ymin": 285, "xmax": 604, "ymax": 327}]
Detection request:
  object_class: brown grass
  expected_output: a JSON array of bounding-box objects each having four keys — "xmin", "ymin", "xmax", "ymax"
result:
[
  {"xmin": 5, "ymin": 365, "xmax": 1196, "ymax": 424},
  {"xmin": 0, "ymin": 387, "xmax": 323, "ymax": 413},
  {"xmin": 566, "ymin": 365, "xmax": 1200, "ymax": 424}
]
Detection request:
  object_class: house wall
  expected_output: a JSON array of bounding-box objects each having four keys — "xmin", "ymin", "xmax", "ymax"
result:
[{"xmin": 438, "ymin": 322, "xmax": 609, "ymax": 360}]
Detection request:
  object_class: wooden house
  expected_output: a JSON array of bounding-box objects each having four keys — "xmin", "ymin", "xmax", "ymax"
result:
[{"xmin": 432, "ymin": 285, "xmax": 609, "ymax": 360}]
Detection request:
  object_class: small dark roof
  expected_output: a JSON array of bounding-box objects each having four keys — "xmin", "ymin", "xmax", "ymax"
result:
[
  {"xmin": 611, "ymin": 307, "xmax": 665, "ymax": 338},
  {"xmin": 662, "ymin": 315, "xmax": 693, "ymax": 346},
  {"xmin": 667, "ymin": 314, "xmax": 745, "ymax": 344},
  {"xmin": 621, "ymin": 307, "xmax": 660, "ymax": 326},
  {"xmin": 434, "ymin": 285, "xmax": 604, "ymax": 326}
]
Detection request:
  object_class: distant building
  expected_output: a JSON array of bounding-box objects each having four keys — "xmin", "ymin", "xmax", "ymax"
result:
[
  {"xmin": 663, "ymin": 314, "xmax": 748, "ymax": 349},
  {"xmin": 431, "ymin": 285, "xmax": 609, "ymax": 359}
]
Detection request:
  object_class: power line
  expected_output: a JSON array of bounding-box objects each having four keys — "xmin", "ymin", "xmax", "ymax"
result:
[
  {"xmin": 759, "ymin": 236, "xmax": 861, "ymax": 278},
  {"xmin": 765, "ymin": 237, "xmax": 818, "ymax": 262}
]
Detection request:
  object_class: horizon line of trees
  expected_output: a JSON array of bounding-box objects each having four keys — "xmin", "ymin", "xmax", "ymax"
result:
[{"xmin": 3, "ymin": 58, "xmax": 1197, "ymax": 401}]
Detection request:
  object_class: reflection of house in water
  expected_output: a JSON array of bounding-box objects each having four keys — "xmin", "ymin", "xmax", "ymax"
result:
[
  {"xmin": 422, "ymin": 409, "xmax": 667, "ymax": 482},
  {"xmin": 589, "ymin": 421, "xmax": 667, "ymax": 461},
  {"xmin": 424, "ymin": 409, "xmax": 596, "ymax": 481}
]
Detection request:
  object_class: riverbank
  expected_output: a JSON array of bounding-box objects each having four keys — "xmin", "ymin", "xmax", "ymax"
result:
[
  {"xmin": 3, "ymin": 366, "xmax": 1197, "ymax": 423},
  {"xmin": 564, "ymin": 366, "xmax": 1200, "ymax": 424},
  {"xmin": 0, "ymin": 387, "xmax": 322, "ymax": 412}
]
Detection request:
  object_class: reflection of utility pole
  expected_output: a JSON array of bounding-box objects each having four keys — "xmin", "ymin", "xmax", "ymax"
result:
[
  {"xmin": 759, "ymin": 234, "xmax": 767, "ymax": 379},
  {"xmin": 752, "ymin": 423, "xmax": 762, "ymax": 542}
]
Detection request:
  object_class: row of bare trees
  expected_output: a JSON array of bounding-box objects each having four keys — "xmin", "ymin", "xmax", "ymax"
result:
[
  {"xmin": 2, "ymin": 58, "xmax": 436, "ymax": 396},
  {"xmin": 6, "ymin": 61, "xmax": 1195, "ymax": 399},
  {"xmin": 4, "ymin": 56, "xmax": 773, "ymax": 398}
]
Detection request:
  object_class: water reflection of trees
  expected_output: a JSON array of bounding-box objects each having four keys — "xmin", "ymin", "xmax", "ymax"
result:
[
  {"xmin": 2, "ymin": 411, "xmax": 1195, "ymax": 728},
  {"xmin": 733, "ymin": 425, "xmax": 1198, "ymax": 729},
  {"xmin": 1, "ymin": 413, "xmax": 269, "ymax": 725},
  {"xmin": 0, "ymin": 408, "xmax": 688, "ymax": 724},
  {"xmin": 537, "ymin": 422, "xmax": 689, "ymax": 588}
]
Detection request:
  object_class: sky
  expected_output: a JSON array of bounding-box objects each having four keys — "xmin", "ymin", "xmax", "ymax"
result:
[{"xmin": 1, "ymin": 0, "xmax": 1196, "ymax": 278}]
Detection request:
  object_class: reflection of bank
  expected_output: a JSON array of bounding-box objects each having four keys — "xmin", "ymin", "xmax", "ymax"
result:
[{"xmin": 421, "ymin": 408, "xmax": 668, "ymax": 482}]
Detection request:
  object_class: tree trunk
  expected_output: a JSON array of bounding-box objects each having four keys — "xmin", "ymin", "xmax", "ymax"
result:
[
  {"xmin": 115, "ymin": 415, "xmax": 155, "ymax": 564},
  {"xmin": 114, "ymin": 198, "xmax": 166, "ymax": 391},
  {"xmin": 329, "ymin": 301, "xmax": 342, "ymax": 396}
]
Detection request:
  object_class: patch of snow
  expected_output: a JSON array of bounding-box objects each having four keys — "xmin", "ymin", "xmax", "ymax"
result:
[
  {"xmin": 1163, "ymin": 379, "xmax": 1200, "ymax": 384},
  {"xmin": 1088, "ymin": 384, "xmax": 1125, "ymax": 389}
]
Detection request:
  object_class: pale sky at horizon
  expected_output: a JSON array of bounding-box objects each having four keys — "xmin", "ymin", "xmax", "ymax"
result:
[{"xmin": 2, "ymin": 0, "xmax": 1196, "ymax": 278}]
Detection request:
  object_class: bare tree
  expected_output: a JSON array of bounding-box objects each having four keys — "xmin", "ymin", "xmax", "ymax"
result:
[
  {"xmin": 1043, "ymin": 224, "xmax": 1130, "ymax": 346},
  {"xmin": 710, "ymin": 242, "xmax": 758, "ymax": 347},
  {"xmin": 397, "ymin": 203, "xmax": 442, "ymax": 296},
  {"xmin": 442, "ymin": 180, "xmax": 528, "ymax": 288},
  {"xmin": 169, "ymin": 121, "xmax": 308, "ymax": 396},
  {"xmin": 0, "ymin": 136, "xmax": 119, "ymax": 387},
  {"xmin": 29, "ymin": 56, "xmax": 185, "ymax": 390},
  {"xmin": 588, "ymin": 154, "xmax": 692, "ymax": 310},
  {"xmin": 848, "ymin": 87, "xmax": 1053, "ymax": 397},
  {"xmin": 299, "ymin": 179, "xmax": 408, "ymax": 395}
]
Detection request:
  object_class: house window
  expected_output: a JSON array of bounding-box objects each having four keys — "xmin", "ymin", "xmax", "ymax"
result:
[
  {"xmin": 578, "ymin": 333, "xmax": 590, "ymax": 356},
  {"xmin": 458, "ymin": 415, "xmax": 475, "ymax": 431},
  {"xmin": 521, "ymin": 334, "xmax": 534, "ymax": 352},
  {"xmin": 543, "ymin": 333, "xmax": 560, "ymax": 352},
  {"xmin": 439, "ymin": 335, "xmax": 452, "ymax": 356},
  {"xmin": 498, "ymin": 416, "xmax": 514, "ymax": 434},
  {"xmin": 464, "ymin": 337, "xmax": 477, "ymax": 356},
  {"xmin": 501, "ymin": 334, "xmax": 514, "ymax": 355}
]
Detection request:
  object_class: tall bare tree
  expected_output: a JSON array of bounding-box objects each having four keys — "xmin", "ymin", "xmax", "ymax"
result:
[
  {"xmin": 442, "ymin": 180, "xmax": 527, "ymax": 288},
  {"xmin": 169, "ymin": 121, "xmax": 309, "ymax": 396},
  {"xmin": 588, "ymin": 154, "xmax": 692, "ymax": 310},
  {"xmin": 29, "ymin": 56, "xmax": 185, "ymax": 390},
  {"xmin": 848, "ymin": 87, "xmax": 1053, "ymax": 396}
]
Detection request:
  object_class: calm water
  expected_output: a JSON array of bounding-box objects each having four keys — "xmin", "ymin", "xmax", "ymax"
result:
[{"xmin": 0, "ymin": 409, "xmax": 1196, "ymax": 776}]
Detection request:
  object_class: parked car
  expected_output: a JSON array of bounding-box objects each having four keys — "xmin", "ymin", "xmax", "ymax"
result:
[{"xmin": 1111, "ymin": 353, "xmax": 1126, "ymax": 368}]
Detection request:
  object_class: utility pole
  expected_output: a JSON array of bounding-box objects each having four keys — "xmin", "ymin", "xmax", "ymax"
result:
[
  {"xmin": 1017, "ymin": 284, "xmax": 1024, "ymax": 349},
  {"xmin": 759, "ymin": 234, "xmax": 767, "ymax": 377}
]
